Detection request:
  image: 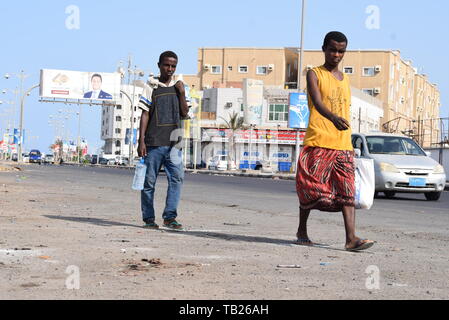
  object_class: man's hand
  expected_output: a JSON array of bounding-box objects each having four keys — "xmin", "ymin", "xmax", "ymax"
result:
[
  {"xmin": 138, "ymin": 142, "xmax": 147, "ymax": 158},
  {"xmin": 331, "ymin": 115, "xmax": 350, "ymax": 131},
  {"xmin": 175, "ymin": 81, "xmax": 185, "ymax": 95}
]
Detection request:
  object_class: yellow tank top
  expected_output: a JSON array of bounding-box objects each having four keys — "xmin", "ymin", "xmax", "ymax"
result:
[{"xmin": 303, "ymin": 65, "xmax": 353, "ymax": 151}]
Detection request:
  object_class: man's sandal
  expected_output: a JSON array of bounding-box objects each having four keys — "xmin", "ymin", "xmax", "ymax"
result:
[{"xmin": 345, "ymin": 239, "xmax": 375, "ymax": 251}]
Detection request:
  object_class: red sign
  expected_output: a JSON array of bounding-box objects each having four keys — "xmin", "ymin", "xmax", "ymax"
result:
[
  {"xmin": 203, "ymin": 128, "xmax": 305, "ymax": 144},
  {"xmin": 51, "ymin": 90, "xmax": 70, "ymax": 95}
]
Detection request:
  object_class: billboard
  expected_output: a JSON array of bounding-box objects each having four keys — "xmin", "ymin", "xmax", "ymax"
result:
[
  {"xmin": 288, "ymin": 92, "xmax": 309, "ymax": 129},
  {"xmin": 40, "ymin": 69, "xmax": 121, "ymax": 101},
  {"xmin": 243, "ymin": 79, "xmax": 264, "ymax": 126}
]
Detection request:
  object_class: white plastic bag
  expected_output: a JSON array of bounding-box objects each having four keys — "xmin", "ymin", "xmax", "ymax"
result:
[{"xmin": 354, "ymin": 158, "xmax": 375, "ymax": 210}]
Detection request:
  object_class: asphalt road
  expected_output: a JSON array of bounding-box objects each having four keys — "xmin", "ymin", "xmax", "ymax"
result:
[{"xmin": 52, "ymin": 164, "xmax": 449, "ymax": 236}]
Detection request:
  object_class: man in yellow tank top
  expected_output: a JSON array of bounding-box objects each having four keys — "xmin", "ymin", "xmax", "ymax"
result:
[{"xmin": 295, "ymin": 31, "xmax": 375, "ymax": 251}]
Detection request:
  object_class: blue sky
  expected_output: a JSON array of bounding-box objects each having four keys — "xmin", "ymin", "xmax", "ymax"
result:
[{"xmin": 0, "ymin": 0, "xmax": 448, "ymax": 153}]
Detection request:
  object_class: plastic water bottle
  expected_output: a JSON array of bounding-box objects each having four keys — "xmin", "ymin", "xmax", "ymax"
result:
[{"xmin": 132, "ymin": 158, "xmax": 146, "ymax": 191}]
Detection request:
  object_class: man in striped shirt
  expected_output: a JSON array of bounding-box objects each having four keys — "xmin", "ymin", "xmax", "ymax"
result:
[{"xmin": 137, "ymin": 51, "xmax": 189, "ymax": 230}]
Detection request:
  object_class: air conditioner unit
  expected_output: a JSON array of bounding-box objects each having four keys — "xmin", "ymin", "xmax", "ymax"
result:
[
  {"xmin": 203, "ymin": 64, "xmax": 211, "ymax": 71},
  {"xmin": 267, "ymin": 64, "xmax": 275, "ymax": 71},
  {"xmin": 306, "ymin": 65, "xmax": 313, "ymax": 70},
  {"xmin": 374, "ymin": 87, "xmax": 381, "ymax": 94},
  {"xmin": 374, "ymin": 65, "xmax": 382, "ymax": 72}
]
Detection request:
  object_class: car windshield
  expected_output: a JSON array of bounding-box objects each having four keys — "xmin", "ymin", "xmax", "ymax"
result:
[{"xmin": 366, "ymin": 136, "xmax": 426, "ymax": 156}]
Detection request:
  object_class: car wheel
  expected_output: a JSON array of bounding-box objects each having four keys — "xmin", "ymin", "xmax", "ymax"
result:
[
  {"xmin": 425, "ymin": 192, "xmax": 441, "ymax": 201},
  {"xmin": 374, "ymin": 191, "xmax": 379, "ymax": 198},
  {"xmin": 384, "ymin": 191, "xmax": 396, "ymax": 199}
]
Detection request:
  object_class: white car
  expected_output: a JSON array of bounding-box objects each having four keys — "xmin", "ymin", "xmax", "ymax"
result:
[
  {"xmin": 208, "ymin": 155, "xmax": 228, "ymax": 171},
  {"xmin": 352, "ymin": 132, "xmax": 446, "ymax": 201}
]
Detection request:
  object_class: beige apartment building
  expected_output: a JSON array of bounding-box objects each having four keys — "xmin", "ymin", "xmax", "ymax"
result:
[{"xmin": 183, "ymin": 47, "xmax": 441, "ymax": 147}]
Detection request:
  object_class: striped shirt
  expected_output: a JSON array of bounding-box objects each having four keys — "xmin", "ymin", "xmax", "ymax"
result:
[{"xmin": 138, "ymin": 78, "xmax": 182, "ymax": 112}]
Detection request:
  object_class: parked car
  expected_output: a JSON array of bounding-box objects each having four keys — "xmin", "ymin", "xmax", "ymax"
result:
[
  {"xmin": 208, "ymin": 155, "xmax": 228, "ymax": 171},
  {"xmin": 44, "ymin": 154, "xmax": 55, "ymax": 164},
  {"xmin": 98, "ymin": 157, "xmax": 109, "ymax": 165},
  {"xmin": 22, "ymin": 153, "xmax": 30, "ymax": 163},
  {"xmin": 115, "ymin": 156, "xmax": 129, "ymax": 166},
  {"xmin": 255, "ymin": 160, "xmax": 274, "ymax": 173},
  {"xmin": 90, "ymin": 155, "xmax": 98, "ymax": 164},
  {"xmin": 29, "ymin": 150, "xmax": 42, "ymax": 164},
  {"xmin": 11, "ymin": 153, "xmax": 18, "ymax": 161},
  {"xmin": 352, "ymin": 132, "xmax": 446, "ymax": 201}
]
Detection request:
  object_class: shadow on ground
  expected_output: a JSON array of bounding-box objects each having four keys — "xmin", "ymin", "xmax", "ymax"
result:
[{"xmin": 43, "ymin": 215, "xmax": 367, "ymax": 253}]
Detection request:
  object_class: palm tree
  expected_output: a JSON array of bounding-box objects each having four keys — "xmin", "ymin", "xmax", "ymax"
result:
[{"xmin": 220, "ymin": 111, "xmax": 245, "ymax": 170}]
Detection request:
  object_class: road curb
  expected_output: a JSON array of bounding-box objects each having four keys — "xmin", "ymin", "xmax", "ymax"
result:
[{"xmin": 185, "ymin": 169, "xmax": 296, "ymax": 180}]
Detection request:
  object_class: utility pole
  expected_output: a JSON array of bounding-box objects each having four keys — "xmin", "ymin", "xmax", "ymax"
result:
[{"xmin": 77, "ymin": 104, "xmax": 82, "ymax": 163}]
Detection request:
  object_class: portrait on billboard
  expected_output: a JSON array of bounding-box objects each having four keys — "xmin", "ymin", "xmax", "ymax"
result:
[{"xmin": 83, "ymin": 73, "xmax": 112, "ymax": 100}]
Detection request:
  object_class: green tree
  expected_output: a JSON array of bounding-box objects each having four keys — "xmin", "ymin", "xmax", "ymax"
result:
[{"xmin": 220, "ymin": 111, "xmax": 245, "ymax": 170}]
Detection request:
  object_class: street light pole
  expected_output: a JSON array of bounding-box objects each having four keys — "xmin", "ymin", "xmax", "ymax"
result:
[
  {"xmin": 18, "ymin": 84, "xmax": 40, "ymax": 162},
  {"xmin": 294, "ymin": 0, "xmax": 307, "ymax": 172}
]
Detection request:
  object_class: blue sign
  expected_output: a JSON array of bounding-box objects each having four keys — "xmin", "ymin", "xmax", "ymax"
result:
[
  {"xmin": 288, "ymin": 92, "xmax": 309, "ymax": 129},
  {"xmin": 125, "ymin": 129, "xmax": 138, "ymax": 145},
  {"xmin": 13, "ymin": 129, "xmax": 19, "ymax": 144}
]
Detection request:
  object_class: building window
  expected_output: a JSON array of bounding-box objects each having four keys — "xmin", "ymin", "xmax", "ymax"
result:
[
  {"xmin": 239, "ymin": 65, "xmax": 248, "ymax": 73},
  {"xmin": 116, "ymin": 105, "xmax": 122, "ymax": 110},
  {"xmin": 343, "ymin": 67, "xmax": 354, "ymax": 74},
  {"xmin": 227, "ymin": 66, "xmax": 233, "ymax": 71},
  {"xmin": 362, "ymin": 89, "xmax": 374, "ymax": 96},
  {"xmin": 269, "ymin": 104, "xmax": 289, "ymax": 121},
  {"xmin": 256, "ymin": 66, "xmax": 268, "ymax": 75},
  {"xmin": 363, "ymin": 67, "xmax": 375, "ymax": 77},
  {"xmin": 115, "ymin": 128, "xmax": 121, "ymax": 134},
  {"xmin": 211, "ymin": 65, "xmax": 222, "ymax": 74},
  {"xmin": 116, "ymin": 116, "xmax": 122, "ymax": 122}
]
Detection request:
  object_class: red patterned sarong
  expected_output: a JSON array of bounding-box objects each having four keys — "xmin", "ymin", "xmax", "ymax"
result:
[{"xmin": 296, "ymin": 146, "xmax": 355, "ymax": 212}]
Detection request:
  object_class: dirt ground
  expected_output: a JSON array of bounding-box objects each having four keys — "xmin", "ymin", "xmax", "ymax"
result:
[{"xmin": 0, "ymin": 162, "xmax": 448, "ymax": 300}]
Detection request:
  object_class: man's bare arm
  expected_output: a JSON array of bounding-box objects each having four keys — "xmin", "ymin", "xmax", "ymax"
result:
[
  {"xmin": 138, "ymin": 110, "xmax": 149, "ymax": 157},
  {"xmin": 306, "ymin": 70, "xmax": 349, "ymax": 131},
  {"xmin": 175, "ymin": 81, "xmax": 189, "ymax": 118}
]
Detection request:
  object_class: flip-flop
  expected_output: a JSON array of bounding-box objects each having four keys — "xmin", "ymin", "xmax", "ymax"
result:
[
  {"xmin": 293, "ymin": 238, "xmax": 315, "ymax": 246},
  {"xmin": 345, "ymin": 239, "xmax": 375, "ymax": 252}
]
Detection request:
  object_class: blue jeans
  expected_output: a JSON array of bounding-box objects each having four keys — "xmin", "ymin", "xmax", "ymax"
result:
[{"xmin": 141, "ymin": 146, "xmax": 184, "ymax": 222}]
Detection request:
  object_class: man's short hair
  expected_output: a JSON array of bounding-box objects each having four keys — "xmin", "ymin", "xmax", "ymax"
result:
[
  {"xmin": 323, "ymin": 31, "xmax": 348, "ymax": 48},
  {"xmin": 159, "ymin": 51, "xmax": 178, "ymax": 64},
  {"xmin": 91, "ymin": 73, "xmax": 102, "ymax": 82}
]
